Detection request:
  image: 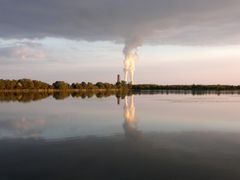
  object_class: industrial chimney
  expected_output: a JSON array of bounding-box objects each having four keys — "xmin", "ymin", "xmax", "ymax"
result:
[{"xmin": 117, "ymin": 74, "xmax": 120, "ymax": 83}]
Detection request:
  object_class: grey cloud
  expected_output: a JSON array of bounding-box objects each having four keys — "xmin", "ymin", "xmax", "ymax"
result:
[
  {"xmin": 0, "ymin": 47, "xmax": 14, "ymax": 57},
  {"xmin": 0, "ymin": 0, "xmax": 240, "ymax": 45}
]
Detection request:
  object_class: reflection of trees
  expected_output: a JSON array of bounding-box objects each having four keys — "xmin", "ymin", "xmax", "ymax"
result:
[
  {"xmin": 0, "ymin": 92, "xmax": 52, "ymax": 103},
  {"xmin": 2, "ymin": 90, "xmax": 236, "ymax": 103},
  {"xmin": 0, "ymin": 91, "xmax": 131, "ymax": 103},
  {"xmin": 133, "ymin": 89, "xmax": 240, "ymax": 96},
  {"xmin": 123, "ymin": 96, "xmax": 142, "ymax": 140},
  {"xmin": 53, "ymin": 91, "xmax": 71, "ymax": 100}
]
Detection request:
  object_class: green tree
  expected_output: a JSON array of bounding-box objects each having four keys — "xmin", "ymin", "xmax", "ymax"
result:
[
  {"xmin": 4, "ymin": 80, "xmax": 16, "ymax": 89},
  {"xmin": 75, "ymin": 83, "xmax": 83, "ymax": 89},
  {"xmin": 0, "ymin": 80, "xmax": 5, "ymax": 90},
  {"xmin": 121, "ymin": 81, "xmax": 127, "ymax": 86},
  {"xmin": 52, "ymin": 81, "xmax": 70, "ymax": 89},
  {"xmin": 71, "ymin": 83, "xmax": 76, "ymax": 89},
  {"xmin": 96, "ymin": 82, "xmax": 105, "ymax": 89},
  {"xmin": 104, "ymin": 83, "xmax": 112, "ymax": 89},
  {"xmin": 87, "ymin": 82, "xmax": 94, "ymax": 89},
  {"xmin": 18, "ymin": 79, "xmax": 34, "ymax": 89},
  {"xmin": 81, "ymin": 82, "xmax": 87, "ymax": 88}
]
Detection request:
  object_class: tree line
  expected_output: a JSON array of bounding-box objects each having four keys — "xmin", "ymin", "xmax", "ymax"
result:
[
  {"xmin": 0, "ymin": 79, "xmax": 131, "ymax": 90},
  {"xmin": 1, "ymin": 79, "xmax": 240, "ymax": 91},
  {"xmin": 132, "ymin": 84, "xmax": 240, "ymax": 91}
]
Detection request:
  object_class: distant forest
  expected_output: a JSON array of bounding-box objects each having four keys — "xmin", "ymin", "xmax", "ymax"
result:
[
  {"xmin": 1, "ymin": 79, "xmax": 240, "ymax": 92},
  {"xmin": 133, "ymin": 84, "xmax": 240, "ymax": 91},
  {"xmin": 1, "ymin": 79, "xmax": 240, "ymax": 103},
  {"xmin": 0, "ymin": 79, "xmax": 131, "ymax": 91}
]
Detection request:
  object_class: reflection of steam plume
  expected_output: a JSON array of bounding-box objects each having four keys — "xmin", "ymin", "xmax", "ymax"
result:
[
  {"xmin": 124, "ymin": 96, "xmax": 136, "ymax": 127},
  {"xmin": 123, "ymin": 39, "xmax": 141, "ymax": 84},
  {"xmin": 123, "ymin": 95, "xmax": 142, "ymax": 139}
]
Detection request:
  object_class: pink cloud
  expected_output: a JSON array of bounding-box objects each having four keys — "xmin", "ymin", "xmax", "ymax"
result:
[{"xmin": 13, "ymin": 47, "xmax": 46, "ymax": 60}]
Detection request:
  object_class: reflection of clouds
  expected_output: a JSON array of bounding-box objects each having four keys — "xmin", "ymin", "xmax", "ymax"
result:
[
  {"xmin": 123, "ymin": 96, "xmax": 142, "ymax": 140},
  {"xmin": 0, "ymin": 117, "xmax": 46, "ymax": 138}
]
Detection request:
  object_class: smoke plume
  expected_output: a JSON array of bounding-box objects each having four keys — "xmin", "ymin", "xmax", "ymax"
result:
[{"xmin": 123, "ymin": 38, "xmax": 142, "ymax": 83}]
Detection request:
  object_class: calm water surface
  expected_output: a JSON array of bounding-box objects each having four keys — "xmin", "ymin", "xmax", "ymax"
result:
[{"xmin": 1, "ymin": 93, "xmax": 240, "ymax": 180}]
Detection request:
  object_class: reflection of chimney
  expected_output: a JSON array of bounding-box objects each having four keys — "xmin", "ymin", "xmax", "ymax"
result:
[
  {"xmin": 117, "ymin": 74, "xmax": 120, "ymax": 83},
  {"xmin": 117, "ymin": 96, "xmax": 120, "ymax": 105}
]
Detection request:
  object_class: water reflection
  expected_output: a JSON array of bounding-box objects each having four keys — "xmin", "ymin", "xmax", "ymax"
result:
[
  {"xmin": 1, "ymin": 90, "xmax": 240, "ymax": 103},
  {"xmin": 123, "ymin": 96, "xmax": 142, "ymax": 140},
  {"xmin": 0, "ymin": 90, "xmax": 130, "ymax": 102},
  {"xmin": 1, "ymin": 94, "xmax": 240, "ymax": 179},
  {"xmin": 0, "ymin": 117, "xmax": 46, "ymax": 138},
  {"xmin": 0, "ymin": 95, "xmax": 141, "ymax": 140},
  {"xmin": 2, "ymin": 93, "xmax": 240, "ymax": 139}
]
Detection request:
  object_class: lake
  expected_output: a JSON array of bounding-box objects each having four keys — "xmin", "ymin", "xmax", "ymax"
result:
[{"xmin": 1, "ymin": 92, "xmax": 240, "ymax": 180}]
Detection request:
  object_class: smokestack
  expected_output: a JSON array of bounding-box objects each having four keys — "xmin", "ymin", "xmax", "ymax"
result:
[{"xmin": 117, "ymin": 74, "xmax": 120, "ymax": 83}]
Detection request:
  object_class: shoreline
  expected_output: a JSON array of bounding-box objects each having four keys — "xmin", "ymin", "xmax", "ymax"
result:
[
  {"xmin": 1, "ymin": 87, "xmax": 240, "ymax": 92},
  {"xmin": 0, "ymin": 88, "xmax": 128, "ymax": 93}
]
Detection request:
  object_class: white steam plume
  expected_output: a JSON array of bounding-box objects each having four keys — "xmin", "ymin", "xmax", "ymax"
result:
[{"xmin": 123, "ymin": 38, "xmax": 142, "ymax": 84}]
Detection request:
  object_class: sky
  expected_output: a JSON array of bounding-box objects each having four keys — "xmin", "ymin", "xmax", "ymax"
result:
[{"xmin": 0, "ymin": 0, "xmax": 240, "ymax": 84}]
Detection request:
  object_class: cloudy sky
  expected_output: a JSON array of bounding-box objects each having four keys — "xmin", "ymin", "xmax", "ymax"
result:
[{"xmin": 1, "ymin": 0, "xmax": 240, "ymax": 84}]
